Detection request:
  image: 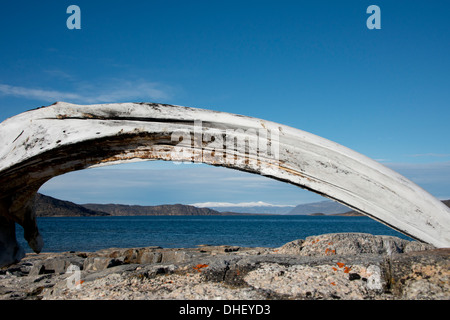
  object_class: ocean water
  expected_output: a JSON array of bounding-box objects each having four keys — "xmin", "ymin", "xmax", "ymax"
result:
[{"xmin": 16, "ymin": 215, "xmax": 413, "ymax": 253}]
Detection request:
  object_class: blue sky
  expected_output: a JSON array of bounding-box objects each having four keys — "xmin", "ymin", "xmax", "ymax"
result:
[{"xmin": 0, "ymin": 1, "xmax": 449, "ymax": 206}]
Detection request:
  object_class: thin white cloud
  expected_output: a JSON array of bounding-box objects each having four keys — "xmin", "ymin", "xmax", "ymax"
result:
[
  {"xmin": 408, "ymin": 153, "xmax": 450, "ymax": 158},
  {"xmin": 78, "ymin": 80, "xmax": 170, "ymax": 103},
  {"xmin": 221, "ymin": 176, "xmax": 268, "ymax": 182},
  {"xmin": 0, "ymin": 84, "xmax": 82, "ymax": 101},
  {"xmin": 0, "ymin": 80, "xmax": 171, "ymax": 104},
  {"xmin": 43, "ymin": 69, "xmax": 75, "ymax": 80},
  {"xmin": 374, "ymin": 159, "xmax": 390, "ymax": 162}
]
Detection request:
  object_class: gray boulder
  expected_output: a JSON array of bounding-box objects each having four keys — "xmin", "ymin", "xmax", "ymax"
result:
[{"xmin": 276, "ymin": 233, "xmax": 434, "ymax": 256}]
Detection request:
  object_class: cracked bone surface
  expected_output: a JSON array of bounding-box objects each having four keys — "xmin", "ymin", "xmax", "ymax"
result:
[{"xmin": 0, "ymin": 102, "xmax": 449, "ymax": 266}]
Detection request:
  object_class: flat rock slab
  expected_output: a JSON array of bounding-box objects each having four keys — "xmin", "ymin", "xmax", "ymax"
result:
[{"xmin": 0, "ymin": 233, "xmax": 448, "ymax": 300}]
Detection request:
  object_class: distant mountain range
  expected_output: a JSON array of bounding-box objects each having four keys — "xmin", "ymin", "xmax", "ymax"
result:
[
  {"xmin": 208, "ymin": 205, "xmax": 293, "ymax": 215},
  {"xmin": 82, "ymin": 203, "xmax": 224, "ymax": 216},
  {"xmin": 33, "ymin": 193, "xmax": 450, "ymax": 217},
  {"xmin": 202, "ymin": 200, "xmax": 352, "ymax": 215},
  {"xmin": 34, "ymin": 193, "xmax": 225, "ymax": 217},
  {"xmin": 287, "ymin": 200, "xmax": 352, "ymax": 215}
]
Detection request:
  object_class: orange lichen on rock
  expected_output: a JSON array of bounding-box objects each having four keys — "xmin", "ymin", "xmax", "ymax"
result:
[
  {"xmin": 344, "ymin": 266, "xmax": 351, "ymax": 273},
  {"xmin": 193, "ymin": 264, "xmax": 209, "ymax": 272},
  {"xmin": 75, "ymin": 280, "xmax": 84, "ymax": 286},
  {"xmin": 337, "ymin": 262, "xmax": 345, "ymax": 268}
]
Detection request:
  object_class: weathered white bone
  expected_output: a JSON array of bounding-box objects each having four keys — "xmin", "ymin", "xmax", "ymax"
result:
[{"xmin": 0, "ymin": 102, "xmax": 448, "ymax": 266}]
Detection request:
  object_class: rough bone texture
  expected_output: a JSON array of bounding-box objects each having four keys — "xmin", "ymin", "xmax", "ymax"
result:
[{"xmin": 0, "ymin": 102, "xmax": 449, "ymax": 267}]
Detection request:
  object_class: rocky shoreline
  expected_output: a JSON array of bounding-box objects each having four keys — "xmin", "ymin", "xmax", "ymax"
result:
[{"xmin": 0, "ymin": 233, "xmax": 448, "ymax": 300}]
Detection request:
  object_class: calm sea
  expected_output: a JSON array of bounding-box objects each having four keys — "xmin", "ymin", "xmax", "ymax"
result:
[{"xmin": 16, "ymin": 215, "xmax": 412, "ymax": 253}]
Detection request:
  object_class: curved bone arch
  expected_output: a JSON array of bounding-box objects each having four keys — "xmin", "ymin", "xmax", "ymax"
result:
[{"xmin": 0, "ymin": 102, "xmax": 449, "ymax": 266}]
